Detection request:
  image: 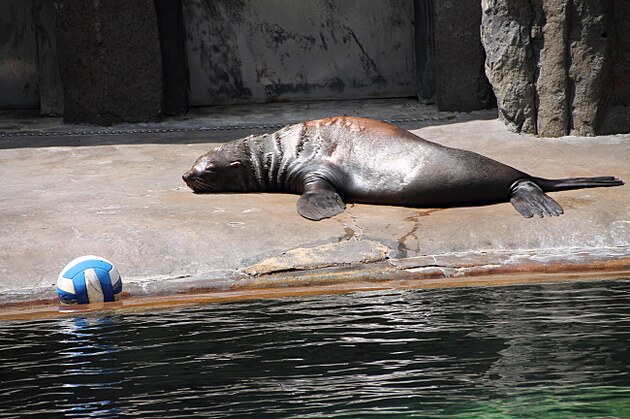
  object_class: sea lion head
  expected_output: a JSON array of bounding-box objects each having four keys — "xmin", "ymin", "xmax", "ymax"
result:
[{"xmin": 182, "ymin": 144, "xmax": 249, "ymax": 193}]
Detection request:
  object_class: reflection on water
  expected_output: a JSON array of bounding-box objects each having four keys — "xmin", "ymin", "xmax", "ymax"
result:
[{"xmin": 1, "ymin": 280, "xmax": 629, "ymax": 417}]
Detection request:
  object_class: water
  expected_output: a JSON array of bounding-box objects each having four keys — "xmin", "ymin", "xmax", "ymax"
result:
[{"xmin": 1, "ymin": 280, "xmax": 629, "ymax": 418}]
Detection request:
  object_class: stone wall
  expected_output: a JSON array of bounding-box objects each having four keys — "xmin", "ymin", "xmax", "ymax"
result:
[
  {"xmin": 481, "ymin": 0, "xmax": 630, "ymax": 137},
  {"xmin": 35, "ymin": 0, "xmax": 64, "ymax": 116},
  {"xmin": 7, "ymin": 0, "xmax": 627, "ymax": 134},
  {"xmin": 415, "ymin": 0, "xmax": 495, "ymax": 111},
  {"xmin": 433, "ymin": 0, "xmax": 495, "ymax": 111},
  {"xmin": 155, "ymin": 0, "xmax": 189, "ymax": 115},
  {"xmin": 5, "ymin": 0, "xmax": 494, "ymax": 124},
  {"xmin": 0, "ymin": 0, "xmax": 40, "ymax": 110},
  {"xmin": 55, "ymin": 0, "xmax": 163, "ymax": 125}
]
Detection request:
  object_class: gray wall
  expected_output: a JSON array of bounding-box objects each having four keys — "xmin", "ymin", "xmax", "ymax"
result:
[
  {"xmin": 1, "ymin": 0, "xmax": 495, "ymax": 122},
  {"xmin": 55, "ymin": 0, "xmax": 163, "ymax": 125},
  {"xmin": 0, "ymin": 1, "xmax": 39, "ymax": 109},
  {"xmin": 183, "ymin": 0, "xmax": 417, "ymax": 106},
  {"xmin": 0, "ymin": 0, "xmax": 62, "ymax": 114}
]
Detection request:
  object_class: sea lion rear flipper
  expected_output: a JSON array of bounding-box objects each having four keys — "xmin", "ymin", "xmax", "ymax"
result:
[
  {"xmin": 509, "ymin": 180, "xmax": 564, "ymax": 218},
  {"xmin": 297, "ymin": 189, "xmax": 345, "ymax": 221}
]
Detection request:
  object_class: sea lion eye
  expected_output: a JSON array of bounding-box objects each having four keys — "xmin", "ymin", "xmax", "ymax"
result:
[{"xmin": 204, "ymin": 164, "xmax": 216, "ymax": 173}]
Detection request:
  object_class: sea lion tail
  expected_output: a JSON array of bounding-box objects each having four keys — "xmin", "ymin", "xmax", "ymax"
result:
[
  {"xmin": 534, "ymin": 176, "xmax": 624, "ymax": 192},
  {"xmin": 510, "ymin": 176, "xmax": 624, "ymax": 218}
]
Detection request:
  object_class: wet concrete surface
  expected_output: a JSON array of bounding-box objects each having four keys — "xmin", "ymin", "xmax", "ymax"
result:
[{"xmin": 0, "ymin": 100, "xmax": 628, "ymax": 308}]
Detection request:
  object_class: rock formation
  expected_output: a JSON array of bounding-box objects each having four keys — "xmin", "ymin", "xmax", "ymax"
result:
[{"xmin": 481, "ymin": 0, "xmax": 630, "ymax": 136}]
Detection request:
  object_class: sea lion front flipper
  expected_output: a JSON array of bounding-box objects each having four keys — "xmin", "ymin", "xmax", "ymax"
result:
[
  {"xmin": 297, "ymin": 182, "xmax": 346, "ymax": 221},
  {"xmin": 510, "ymin": 180, "xmax": 564, "ymax": 218}
]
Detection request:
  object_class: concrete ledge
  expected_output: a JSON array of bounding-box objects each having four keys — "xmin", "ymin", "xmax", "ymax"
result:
[
  {"xmin": 0, "ymin": 104, "xmax": 628, "ymax": 315},
  {"xmin": 0, "ymin": 247, "xmax": 627, "ymax": 320},
  {"xmin": 234, "ymin": 247, "xmax": 630, "ymax": 289}
]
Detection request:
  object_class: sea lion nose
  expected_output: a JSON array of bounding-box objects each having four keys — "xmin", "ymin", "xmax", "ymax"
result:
[{"xmin": 182, "ymin": 170, "xmax": 192, "ymax": 182}]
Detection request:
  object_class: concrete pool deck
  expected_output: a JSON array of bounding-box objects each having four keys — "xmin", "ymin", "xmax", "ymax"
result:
[{"xmin": 1, "ymin": 100, "xmax": 629, "ymax": 317}]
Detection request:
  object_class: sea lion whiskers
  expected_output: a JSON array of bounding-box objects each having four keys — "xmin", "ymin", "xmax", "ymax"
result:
[{"xmin": 190, "ymin": 178, "xmax": 213, "ymax": 193}]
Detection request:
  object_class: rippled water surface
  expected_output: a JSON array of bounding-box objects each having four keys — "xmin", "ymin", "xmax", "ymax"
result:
[{"xmin": 1, "ymin": 280, "xmax": 630, "ymax": 418}]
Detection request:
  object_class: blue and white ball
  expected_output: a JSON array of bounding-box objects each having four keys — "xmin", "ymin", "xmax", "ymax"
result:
[{"xmin": 57, "ymin": 256, "xmax": 122, "ymax": 304}]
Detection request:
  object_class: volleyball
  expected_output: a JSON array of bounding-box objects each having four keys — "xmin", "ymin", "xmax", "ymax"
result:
[{"xmin": 57, "ymin": 255, "xmax": 122, "ymax": 304}]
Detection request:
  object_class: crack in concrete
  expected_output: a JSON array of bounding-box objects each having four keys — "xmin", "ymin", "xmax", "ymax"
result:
[
  {"xmin": 335, "ymin": 205, "xmax": 364, "ymax": 242},
  {"xmin": 396, "ymin": 209, "xmax": 446, "ymax": 258},
  {"xmin": 397, "ymin": 215, "xmax": 421, "ymax": 258},
  {"xmin": 347, "ymin": 206, "xmax": 364, "ymax": 241}
]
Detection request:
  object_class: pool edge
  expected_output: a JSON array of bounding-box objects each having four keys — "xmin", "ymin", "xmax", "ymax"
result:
[{"xmin": 1, "ymin": 249, "xmax": 628, "ymax": 321}]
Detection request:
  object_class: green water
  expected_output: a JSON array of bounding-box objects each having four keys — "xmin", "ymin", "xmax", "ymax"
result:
[{"xmin": 1, "ymin": 280, "xmax": 629, "ymax": 418}]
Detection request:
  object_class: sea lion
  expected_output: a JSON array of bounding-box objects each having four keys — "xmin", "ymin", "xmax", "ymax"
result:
[{"xmin": 182, "ymin": 116, "xmax": 623, "ymax": 221}]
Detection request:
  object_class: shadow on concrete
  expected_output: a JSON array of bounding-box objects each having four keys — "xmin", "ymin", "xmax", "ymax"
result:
[{"xmin": 0, "ymin": 99, "xmax": 498, "ymax": 149}]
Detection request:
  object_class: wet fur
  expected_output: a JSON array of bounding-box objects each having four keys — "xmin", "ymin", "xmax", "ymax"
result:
[{"xmin": 183, "ymin": 117, "xmax": 624, "ymax": 220}]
